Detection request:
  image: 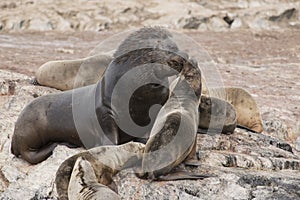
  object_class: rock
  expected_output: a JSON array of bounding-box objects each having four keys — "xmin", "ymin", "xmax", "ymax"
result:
[
  {"xmin": 247, "ymin": 17, "xmax": 272, "ymax": 30},
  {"xmin": 179, "ymin": 15, "xmax": 229, "ymax": 30},
  {"xmin": 263, "ymin": 118, "xmax": 289, "ymax": 141},
  {"xmin": 28, "ymin": 18, "xmax": 54, "ymax": 31},
  {"xmin": 269, "ymin": 8, "xmax": 297, "ymax": 22},
  {"xmin": 231, "ymin": 17, "xmax": 243, "ymax": 29},
  {"xmin": 296, "ymin": 137, "xmax": 300, "ymax": 151},
  {"xmin": 207, "ymin": 16, "xmax": 229, "ymax": 31},
  {"xmin": 0, "ymin": 79, "xmax": 16, "ymax": 96},
  {"xmin": 55, "ymin": 16, "xmax": 72, "ymax": 31},
  {"xmin": 0, "ymin": 2, "xmax": 17, "ymax": 9},
  {"xmin": 181, "ymin": 16, "xmax": 205, "ymax": 29},
  {"xmin": 0, "ymin": 67, "xmax": 299, "ymax": 199},
  {"xmin": 3, "ymin": 18, "xmax": 26, "ymax": 30}
]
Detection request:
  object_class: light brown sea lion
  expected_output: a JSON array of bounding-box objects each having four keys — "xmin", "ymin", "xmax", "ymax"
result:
[
  {"xmin": 57, "ymin": 141, "xmax": 208, "ymax": 199},
  {"xmin": 68, "ymin": 157, "xmax": 120, "ymax": 200},
  {"xmin": 35, "ymin": 53, "xmax": 113, "ymax": 90},
  {"xmin": 205, "ymin": 87, "xmax": 263, "ymax": 133},
  {"xmin": 55, "ymin": 142, "xmax": 145, "ymax": 200}
]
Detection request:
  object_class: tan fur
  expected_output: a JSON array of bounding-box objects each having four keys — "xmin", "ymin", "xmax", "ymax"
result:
[
  {"xmin": 36, "ymin": 53, "xmax": 113, "ymax": 90},
  {"xmin": 206, "ymin": 87, "xmax": 263, "ymax": 133},
  {"xmin": 68, "ymin": 157, "xmax": 120, "ymax": 200},
  {"xmin": 56, "ymin": 142, "xmax": 145, "ymax": 200}
]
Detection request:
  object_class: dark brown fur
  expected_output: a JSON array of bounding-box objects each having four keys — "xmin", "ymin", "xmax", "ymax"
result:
[{"xmin": 11, "ymin": 27, "xmax": 190, "ymax": 164}]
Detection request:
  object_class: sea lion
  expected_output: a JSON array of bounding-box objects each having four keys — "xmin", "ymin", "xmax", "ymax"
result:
[
  {"xmin": 198, "ymin": 95, "xmax": 237, "ymax": 134},
  {"xmin": 55, "ymin": 142, "xmax": 145, "ymax": 200},
  {"xmin": 11, "ymin": 27, "xmax": 201, "ymax": 164},
  {"xmin": 35, "ymin": 53, "xmax": 113, "ymax": 90},
  {"xmin": 57, "ymin": 141, "xmax": 208, "ymax": 199},
  {"xmin": 205, "ymin": 87, "xmax": 263, "ymax": 133},
  {"xmin": 68, "ymin": 157, "xmax": 120, "ymax": 200},
  {"xmin": 138, "ymin": 55, "xmax": 202, "ymax": 179}
]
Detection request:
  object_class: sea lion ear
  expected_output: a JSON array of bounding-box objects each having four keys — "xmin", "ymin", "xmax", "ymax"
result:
[
  {"xmin": 176, "ymin": 51, "xmax": 189, "ymax": 60},
  {"xmin": 188, "ymin": 57, "xmax": 198, "ymax": 68}
]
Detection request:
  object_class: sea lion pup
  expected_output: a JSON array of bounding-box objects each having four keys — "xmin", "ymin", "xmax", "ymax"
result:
[
  {"xmin": 206, "ymin": 87, "xmax": 263, "ymax": 133},
  {"xmin": 11, "ymin": 27, "xmax": 191, "ymax": 164},
  {"xmin": 55, "ymin": 142, "xmax": 145, "ymax": 200}
]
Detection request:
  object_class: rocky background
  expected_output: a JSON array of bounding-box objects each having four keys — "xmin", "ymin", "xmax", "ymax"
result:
[
  {"xmin": 0, "ymin": 0, "xmax": 299, "ymax": 199},
  {"xmin": 0, "ymin": 0, "xmax": 300, "ymax": 31}
]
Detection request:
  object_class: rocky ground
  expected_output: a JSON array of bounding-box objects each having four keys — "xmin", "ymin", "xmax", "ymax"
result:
[{"xmin": 0, "ymin": 0, "xmax": 299, "ymax": 199}]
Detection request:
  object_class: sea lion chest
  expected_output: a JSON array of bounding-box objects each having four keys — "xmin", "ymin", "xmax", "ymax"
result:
[{"xmin": 95, "ymin": 55, "xmax": 170, "ymax": 143}]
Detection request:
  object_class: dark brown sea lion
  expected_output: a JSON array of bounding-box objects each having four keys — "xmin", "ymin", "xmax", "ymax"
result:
[
  {"xmin": 11, "ymin": 27, "xmax": 200, "ymax": 164},
  {"xmin": 198, "ymin": 95, "xmax": 237, "ymax": 134}
]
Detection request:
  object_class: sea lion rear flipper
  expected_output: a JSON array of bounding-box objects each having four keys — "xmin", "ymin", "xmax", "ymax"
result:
[
  {"xmin": 22, "ymin": 143, "xmax": 58, "ymax": 164},
  {"xmin": 157, "ymin": 170, "xmax": 213, "ymax": 181}
]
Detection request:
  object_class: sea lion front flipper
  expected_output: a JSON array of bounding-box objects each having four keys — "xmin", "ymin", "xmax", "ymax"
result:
[
  {"xmin": 157, "ymin": 170, "xmax": 213, "ymax": 181},
  {"xmin": 68, "ymin": 157, "xmax": 120, "ymax": 200},
  {"xmin": 141, "ymin": 58, "xmax": 202, "ymax": 179},
  {"xmin": 184, "ymin": 159, "xmax": 202, "ymax": 167}
]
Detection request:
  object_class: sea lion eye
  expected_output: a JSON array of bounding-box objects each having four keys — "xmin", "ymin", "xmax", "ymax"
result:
[
  {"xmin": 152, "ymin": 83, "xmax": 161, "ymax": 88},
  {"xmin": 167, "ymin": 58, "xmax": 179, "ymax": 66}
]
